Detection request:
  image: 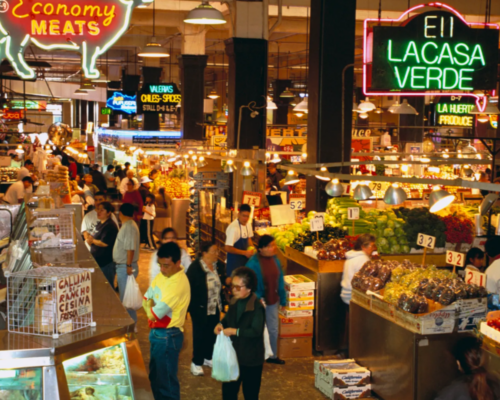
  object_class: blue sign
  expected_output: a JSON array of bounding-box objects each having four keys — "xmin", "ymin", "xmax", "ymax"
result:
[{"xmin": 106, "ymin": 92, "xmax": 137, "ymax": 114}]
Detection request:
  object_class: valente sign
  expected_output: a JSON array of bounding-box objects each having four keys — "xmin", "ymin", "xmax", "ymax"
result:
[
  {"xmin": 0, "ymin": 0, "xmax": 152, "ymax": 79},
  {"xmin": 364, "ymin": 3, "xmax": 499, "ymax": 108}
]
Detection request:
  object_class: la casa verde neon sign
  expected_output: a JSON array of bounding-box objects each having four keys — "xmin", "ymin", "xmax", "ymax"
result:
[
  {"xmin": 364, "ymin": 3, "xmax": 499, "ymax": 112},
  {"xmin": 0, "ymin": 0, "xmax": 152, "ymax": 80}
]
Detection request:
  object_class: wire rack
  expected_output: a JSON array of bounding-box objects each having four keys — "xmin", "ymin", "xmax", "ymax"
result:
[
  {"xmin": 6, "ymin": 266, "xmax": 95, "ymax": 339},
  {"xmin": 28, "ymin": 208, "xmax": 76, "ymax": 248}
]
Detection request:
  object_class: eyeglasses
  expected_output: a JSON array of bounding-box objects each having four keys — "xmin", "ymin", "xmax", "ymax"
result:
[
  {"xmin": 208, "ymin": 249, "xmax": 219, "ymax": 255},
  {"xmin": 231, "ymin": 284, "xmax": 246, "ymax": 291}
]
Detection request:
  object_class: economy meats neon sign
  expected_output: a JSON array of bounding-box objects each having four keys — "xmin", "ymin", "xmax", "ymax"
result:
[
  {"xmin": 364, "ymin": 3, "xmax": 499, "ymax": 111},
  {"xmin": 0, "ymin": 0, "xmax": 152, "ymax": 79}
]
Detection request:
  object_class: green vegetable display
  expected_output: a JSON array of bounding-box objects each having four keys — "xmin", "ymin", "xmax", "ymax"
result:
[{"xmin": 395, "ymin": 207, "xmax": 447, "ymax": 249}]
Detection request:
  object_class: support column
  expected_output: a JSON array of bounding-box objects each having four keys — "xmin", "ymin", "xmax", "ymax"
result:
[
  {"xmin": 273, "ymin": 79, "xmax": 292, "ymax": 125},
  {"xmin": 306, "ymin": 0, "xmax": 356, "ymax": 212},
  {"xmin": 142, "ymin": 66, "xmax": 162, "ymax": 131}
]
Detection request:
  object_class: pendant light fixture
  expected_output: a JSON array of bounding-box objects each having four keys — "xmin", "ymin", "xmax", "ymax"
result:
[
  {"xmin": 270, "ymin": 153, "xmax": 282, "ymax": 163},
  {"xmin": 315, "ymin": 167, "xmax": 331, "ymax": 181},
  {"xmin": 138, "ymin": 0, "xmax": 170, "ymax": 58},
  {"xmin": 240, "ymin": 161, "xmax": 255, "ymax": 176},
  {"xmin": 184, "ymin": 1, "xmax": 226, "ymax": 25},
  {"xmin": 325, "ymin": 178, "xmax": 344, "ymax": 197},
  {"xmin": 477, "ymin": 114, "xmax": 490, "ymax": 123},
  {"xmin": 198, "ymin": 156, "xmax": 207, "ymax": 168},
  {"xmin": 223, "ymin": 159, "xmax": 235, "ymax": 173},
  {"xmin": 353, "ymin": 183, "xmax": 373, "ymax": 200},
  {"xmin": 429, "ymin": 186, "xmax": 455, "ymax": 213},
  {"xmin": 359, "ymin": 112, "xmax": 369, "ymax": 119},
  {"xmin": 393, "ymin": 99, "xmax": 417, "ymax": 115},
  {"xmin": 357, "ymin": 98, "xmax": 376, "ymax": 112},
  {"xmin": 294, "ymin": 96, "xmax": 308, "ymax": 114},
  {"xmin": 267, "ymin": 97, "xmax": 278, "ymax": 110},
  {"xmin": 280, "ymin": 88, "xmax": 294, "ymax": 98},
  {"xmin": 294, "ymin": 9, "xmax": 309, "ymax": 114},
  {"xmin": 208, "ymin": 52, "xmax": 219, "ymax": 99},
  {"xmin": 388, "ymin": 101, "xmax": 400, "ymax": 113},
  {"xmin": 284, "ymin": 170, "xmax": 300, "ymax": 185},
  {"xmin": 383, "ymin": 184, "xmax": 407, "ymax": 205}
]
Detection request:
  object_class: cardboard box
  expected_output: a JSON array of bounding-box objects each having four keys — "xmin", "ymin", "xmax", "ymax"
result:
[
  {"xmin": 284, "ymin": 275, "xmax": 316, "ymax": 291},
  {"xmin": 315, "ymin": 375, "xmax": 371, "ymax": 399},
  {"xmin": 458, "ymin": 312, "xmax": 487, "ymax": 332},
  {"xmin": 280, "ymin": 308, "xmax": 314, "ymax": 318},
  {"xmin": 314, "ymin": 360, "xmax": 371, "ymax": 386},
  {"xmin": 278, "ymin": 336, "xmax": 312, "ymax": 358},
  {"xmin": 286, "ymin": 288, "xmax": 315, "ymax": 300},
  {"xmin": 394, "ymin": 306, "xmax": 456, "ymax": 335},
  {"xmin": 287, "ymin": 299, "xmax": 315, "ymax": 310},
  {"xmin": 279, "ymin": 316, "xmax": 313, "ymax": 337}
]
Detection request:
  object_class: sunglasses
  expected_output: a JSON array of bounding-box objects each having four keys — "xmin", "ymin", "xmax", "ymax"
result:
[{"xmin": 231, "ymin": 284, "xmax": 246, "ymax": 291}]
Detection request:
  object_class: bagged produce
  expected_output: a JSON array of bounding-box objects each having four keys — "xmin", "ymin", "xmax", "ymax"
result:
[
  {"xmin": 122, "ymin": 275, "xmax": 143, "ymax": 310},
  {"xmin": 212, "ymin": 333, "xmax": 240, "ymax": 382}
]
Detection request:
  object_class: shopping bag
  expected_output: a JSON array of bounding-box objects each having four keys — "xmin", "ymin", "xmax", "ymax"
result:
[
  {"xmin": 122, "ymin": 275, "xmax": 143, "ymax": 310},
  {"xmin": 264, "ymin": 325, "xmax": 273, "ymax": 360},
  {"xmin": 211, "ymin": 333, "xmax": 240, "ymax": 382}
]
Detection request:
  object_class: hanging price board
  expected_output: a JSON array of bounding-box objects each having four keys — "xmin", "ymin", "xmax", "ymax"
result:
[
  {"xmin": 465, "ymin": 268, "xmax": 487, "ymax": 288},
  {"xmin": 289, "ymin": 194, "xmax": 306, "ymax": 211},
  {"xmin": 242, "ymin": 191, "xmax": 262, "ymax": 208},
  {"xmin": 417, "ymin": 233, "xmax": 436, "ymax": 249},
  {"xmin": 310, "ymin": 215, "xmax": 325, "ymax": 232},
  {"xmin": 446, "ymin": 250, "xmax": 465, "ymax": 267},
  {"xmin": 347, "ymin": 207, "xmax": 360, "ymax": 220}
]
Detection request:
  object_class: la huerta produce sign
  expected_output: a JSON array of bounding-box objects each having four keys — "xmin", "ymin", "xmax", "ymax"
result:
[
  {"xmin": 365, "ymin": 5, "xmax": 499, "ymax": 93},
  {"xmin": 138, "ymin": 83, "xmax": 181, "ymax": 114}
]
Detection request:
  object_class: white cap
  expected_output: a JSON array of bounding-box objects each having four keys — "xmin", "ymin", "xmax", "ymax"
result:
[{"xmin": 140, "ymin": 176, "xmax": 153, "ymax": 184}]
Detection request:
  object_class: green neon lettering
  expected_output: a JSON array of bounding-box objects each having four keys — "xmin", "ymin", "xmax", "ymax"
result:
[
  {"xmin": 454, "ymin": 43, "xmax": 470, "ymax": 66},
  {"xmin": 438, "ymin": 43, "xmax": 454, "ymax": 65},
  {"xmin": 394, "ymin": 66, "xmax": 411, "ymax": 88},
  {"xmin": 426, "ymin": 67, "xmax": 442, "ymax": 89},
  {"xmin": 443, "ymin": 68, "xmax": 459, "ymax": 89},
  {"xmin": 387, "ymin": 40, "xmax": 401, "ymax": 62},
  {"xmin": 411, "ymin": 66, "xmax": 426, "ymax": 89},
  {"xmin": 459, "ymin": 68, "xmax": 474, "ymax": 90},
  {"xmin": 469, "ymin": 45, "xmax": 485, "ymax": 66},
  {"xmin": 421, "ymin": 42, "xmax": 438, "ymax": 64},
  {"xmin": 403, "ymin": 41, "xmax": 420, "ymax": 63}
]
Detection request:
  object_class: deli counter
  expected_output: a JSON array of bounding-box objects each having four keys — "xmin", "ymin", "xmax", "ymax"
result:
[{"xmin": 0, "ymin": 203, "xmax": 153, "ymax": 400}]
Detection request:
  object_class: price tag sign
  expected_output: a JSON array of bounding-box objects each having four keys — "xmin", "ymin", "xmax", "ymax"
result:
[
  {"xmin": 417, "ymin": 233, "xmax": 436, "ymax": 249},
  {"xmin": 465, "ymin": 268, "xmax": 487, "ymax": 288},
  {"xmin": 446, "ymin": 250, "xmax": 465, "ymax": 267},
  {"xmin": 242, "ymin": 191, "xmax": 262, "ymax": 208},
  {"xmin": 423, "ymin": 190, "xmax": 432, "ymax": 201},
  {"xmin": 289, "ymin": 194, "xmax": 306, "ymax": 211},
  {"xmin": 310, "ymin": 215, "xmax": 324, "ymax": 232},
  {"xmin": 348, "ymin": 207, "xmax": 360, "ymax": 220}
]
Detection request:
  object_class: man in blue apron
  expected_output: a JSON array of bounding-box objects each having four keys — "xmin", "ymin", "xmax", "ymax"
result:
[{"xmin": 225, "ymin": 204, "xmax": 255, "ymax": 278}]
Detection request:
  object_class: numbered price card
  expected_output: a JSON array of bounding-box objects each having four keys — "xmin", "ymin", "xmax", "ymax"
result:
[
  {"xmin": 417, "ymin": 233, "xmax": 436, "ymax": 249},
  {"xmin": 289, "ymin": 194, "xmax": 305, "ymax": 211},
  {"xmin": 446, "ymin": 250, "xmax": 465, "ymax": 268},
  {"xmin": 242, "ymin": 191, "xmax": 262, "ymax": 208},
  {"xmin": 310, "ymin": 215, "xmax": 325, "ymax": 232},
  {"xmin": 347, "ymin": 207, "xmax": 360, "ymax": 220},
  {"xmin": 465, "ymin": 268, "xmax": 487, "ymax": 288}
]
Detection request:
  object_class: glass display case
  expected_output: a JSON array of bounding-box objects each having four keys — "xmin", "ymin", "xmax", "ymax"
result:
[
  {"xmin": 63, "ymin": 343, "xmax": 135, "ymax": 400},
  {"xmin": 0, "ymin": 367, "xmax": 43, "ymax": 400}
]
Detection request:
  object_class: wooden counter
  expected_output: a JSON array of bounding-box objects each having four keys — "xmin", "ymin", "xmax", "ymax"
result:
[{"xmin": 285, "ymin": 246, "xmax": 345, "ymax": 273}]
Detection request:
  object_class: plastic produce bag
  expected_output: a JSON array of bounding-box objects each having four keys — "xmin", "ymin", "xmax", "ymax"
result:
[
  {"xmin": 212, "ymin": 333, "xmax": 240, "ymax": 382},
  {"xmin": 122, "ymin": 275, "xmax": 143, "ymax": 310},
  {"xmin": 264, "ymin": 325, "xmax": 273, "ymax": 360}
]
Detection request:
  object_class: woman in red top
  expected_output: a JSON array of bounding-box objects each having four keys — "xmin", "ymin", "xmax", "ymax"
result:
[
  {"xmin": 122, "ymin": 179, "xmax": 143, "ymax": 224},
  {"xmin": 68, "ymin": 157, "xmax": 77, "ymax": 179}
]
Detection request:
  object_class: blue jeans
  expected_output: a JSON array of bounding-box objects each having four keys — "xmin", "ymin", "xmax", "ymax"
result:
[
  {"xmin": 100, "ymin": 262, "xmax": 116, "ymax": 288},
  {"xmin": 149, "ymin": 328, "xmax": 184, "ymax": 400},
  {"xmin": 266, "ymin": 302, "xmax": 279, "ymax": 359},
  {"xmin": 116, "ymin": 262, "xmax": 139, "ymax": 323}
]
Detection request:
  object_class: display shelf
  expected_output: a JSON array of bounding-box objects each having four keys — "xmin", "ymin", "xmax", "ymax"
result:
[{"xmin": 285, "ymin": 246, "xmax": 344, "ymax": 273}]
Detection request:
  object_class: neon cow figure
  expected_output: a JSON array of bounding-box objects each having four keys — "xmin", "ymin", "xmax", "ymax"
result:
[{"xmin": 0, "ymin": 0, "xmax": 152, "ymax": 79}]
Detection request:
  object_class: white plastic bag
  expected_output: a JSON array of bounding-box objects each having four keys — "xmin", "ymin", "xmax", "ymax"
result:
[
  {"xmin": 212, "ymin": 333, "xmax": 240, "ymax": 382},
  {"xmin": 264, "ymin": 325, "xmax": 273, "ymax": 360},
  {"xmin": 122, "ymin": 275, "xmax": 143, "ymax": 310}
]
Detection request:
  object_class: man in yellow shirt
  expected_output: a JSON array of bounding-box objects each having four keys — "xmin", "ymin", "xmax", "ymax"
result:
[{"xmin": 143, "ymin": 242, "xmax": 190, "ymax": 400}]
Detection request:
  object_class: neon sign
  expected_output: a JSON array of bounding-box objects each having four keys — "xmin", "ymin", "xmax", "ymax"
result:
[
  {"xmin": 363, "ymin": 3, "xmax": 499, "ymax": 111},
  {"xmin": 435, "ymin": 96, "xmax": 474, "ymax": 127},
  {"xmin": 0, "ymin": 0, "xmax": 152, "ymax": 80},
  {"xmin": 138, "ymin": 83, "xmax": 181, "ymax": 114},
  {"xmin": 106, "ymin": 92, "xmax": 136, "ymax": 114}
]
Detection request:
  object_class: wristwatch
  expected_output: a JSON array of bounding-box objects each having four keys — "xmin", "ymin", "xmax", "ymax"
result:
[{"xmin": 126, "ymin": 264, "xmax": 132, "ymax": 267}]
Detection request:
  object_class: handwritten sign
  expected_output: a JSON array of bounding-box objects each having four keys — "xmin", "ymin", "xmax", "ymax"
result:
[
  {"xmin": 242, "ymin": 191, "xmax": 262, "ymax": 208},
  {"xmin": 56, "ymin": 271, "xmax": 93, "ymax": 323},
  {"xmin": 446, "ymin": 250, "xmax": 465, "ymax": 267},
  {"xmin": 310, "ymin": 215, "xmax": 325, "ymax": 232},
  {"xmin": 348, "ymin": 207, "xmax": 360, "ymax": 220},
  {"xmin": 417, "ymin": 233, "xmax": 436, "ymax": 249},
  {"xmin": 465, "ymin": 268, "xmax": 487, "ymax": 288}
]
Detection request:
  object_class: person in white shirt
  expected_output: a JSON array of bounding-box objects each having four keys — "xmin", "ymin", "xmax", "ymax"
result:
[
  {"xmin": 485, "ymin": 237, "xmax": 500, "ymax": 293},
  {"xmin": 4, "ymin": 177, "xmax": 33, "ymax": 204},
  {"xmin": 224, "ymin": 204, "xmax": 255, "ymax": 277},
  {"xmin": 81, "ymin": 192, "xmax": 119, "ymax": 250},
  {"xmin": 17, "ymin": 160, "xmax": 35, "ymax": 180},
  {"xmin": 141, "ymin": 193, "xmax": 156, "ymax": 251},
  {"xmin": 119, "ymin": 169, "xmax": 139, "ymax": 196}
]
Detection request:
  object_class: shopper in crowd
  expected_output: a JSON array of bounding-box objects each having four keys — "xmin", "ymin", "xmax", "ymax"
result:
[
  {"xmin": 265, "ymin": 178, "xmax": 279, "ymax": 194},
  {"xmin": 4, "ymin": 176, "xmax": 33, "ymax": 204},
  {"xmin": 485, "ymin": 236, "xmax": 500, "ymax": 293},
  {"xmin": 150, "ymin": 228, "xmax": 192, "ymax": 282},
  {"xmin": 143, "ymin": 242, "xmax": 191, "ymax": 400},
  {"xmin": 9, "ymin": 153, "xmax": 21, "ymax": 168},
  {"xmin": 139, "ymin": 176, "xmax": 153, "ymax": 202},
  {"xmin": 120, "ymin": 162, "xmax": 131, "ymax": 180},
  {"xmin": 83, "ymin": 174, "xmax": 99, "ymax": 198},
  {"xmin": 113, "ymin": 203, "xmax": 140, "ymax": 324},
  {"xmin": 225, "ymin": 204, "xmax": 255, "ymax": 279},
  {"xmin": 68, "ymin": 157, "xmax": 77, "ymax": 179},
  {"xmin": 298, "ymin": 174, "xmax": 307, "ymax": 194},
  {"xmin": 154, "ymin": 187, "xmax": 172, "ymax": 234},
  {"xmin": 187, "ymin": 242, "xmax": 226, "ymax": 376},
  {"xmin": 463, "ymin": 248, "xmax": 485, "ymax": 275},
  {"xmin": 119, "ymin": 169, "xmax": 140, "ymax": 196},
  {"xmin": 141, "ymin": 193, "xmax": 156, "ymax": 250},
  {"xmin": 85, "ymin": 202, "xmax": 119, "ymax": 287},
  {"xmin": 479, "ymin": 171, "xmax": 490, "ymax": 197},
  {"xmin": 104, "ymin": 165, "xmax": 116, "ymax": 194},
  {"xmin": 149, "ymin": 169, "xmax": 160, "ymax": 193},
  {"xmin": 267, "ymin": 162, "xmax": 282, "ymax": 190},
  {"xmin": 435, "ymin": 336, "xmax": 500, "ymax": 400},
  {"xmin": 90, "ymin": 164, "xmax": 107, "ymax": 193},
  {"xmin": 340, "ymin": 234, "xmax": 377, "ymax": 306},
  {"xmin": 246, "ymin": 234, "xmax": 286, "ymax": 365},
  {"xmin": 17, "ymin": 159, "xmax": 34, "ymax": 180},
  {"xmin": 122, "ymin": 179, "xmax": 143, "ymax": 224},
  {"xmin": 215, "ymin": 266, "xmax": 265, "ymax": 400},
  {"xmin": 81, "ymin": 192, "xmax": 118, "ymax": 250}
]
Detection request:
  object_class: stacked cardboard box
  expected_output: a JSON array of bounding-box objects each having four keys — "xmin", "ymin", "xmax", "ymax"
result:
[
  {"xmin": 314, "ymin": 359, "xmax": 371, "ymax": 399},
  {"xmin": 278, "ymin": 275, "xmax": 315, "ymax": 358}
]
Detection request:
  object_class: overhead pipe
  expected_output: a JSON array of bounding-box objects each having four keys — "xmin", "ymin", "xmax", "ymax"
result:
[{"xmin": 269, "ymin": 0, "xmax": 283, "ymax": 35}]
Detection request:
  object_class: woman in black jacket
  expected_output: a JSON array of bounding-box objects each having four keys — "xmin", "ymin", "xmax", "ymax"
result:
[
  {"xmin": 187, "ymin": 242, "xmax": 227, "ymax": 377},
  {"xmin": 215, "ymin": 266, "xmax": 265, "ymax": 400}
]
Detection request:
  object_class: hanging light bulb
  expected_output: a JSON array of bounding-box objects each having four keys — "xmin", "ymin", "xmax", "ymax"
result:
[
  {"xmin": 315, "ymin": 167, "xmax": 330, "ymax": 181},
  {"xmin": 353, "ymin": 183, "xmax": 373, "ymax": 201},
  {"xmin": 429, "ymin": 186, "xmax": 455, "ymax": 213},
  {"xmin": 374, "ymin": 107, "xmax": 383, "ymax": 114},
  {"xmin": 388, "ymin": 101, "xmax": 400, "ymax": 113},
  {"xmin": 393, "ymin": 99, "xmax": 417, "ymax": 115},
  {"xmin": 293, "ymin": 97, "xmax": 308, "ymax": 114},
  {"xmin": 208, "ymin": 89, "xmax": 219, "ymax": 99},
  {"xmin": 138, "ymin": 38, "xmax": 170, "ymax": 57},
  {"xmin": 325, "ymin": 178, "xmax": 344, "ymax": 197},
  {"xmin": 359, "ymin": 112, "xmax": 369, "ymax": 119},
  {"xmin": 357, "ymin": 98, "xmax": 376, "ymax": 112},
  {"xmin": 223, "ymin": 159, "xmax": 235, "ymax": 173},
  {"xmin": 267, "ymin": 98, "xmax": 278, "ymax": 110},
  {"xmin": 184, "ymin": 1, "xmax": 227, "ymax": 25},
  {"xmin": 294, "ymin": 112, "xmax": 304, "ymax": 118},
  {"xmin": 284, "ymin": 170, "xmax": 300, "ymax": 185},
  {"xmin": 271, "ymin": 153, "xmax": 281, "ymax": 163},
  {"xmin": 301, "ymin": 153, "xmax": 307, "ymax": 161},
  {"xmin": 240, "ymin": 161, "xmax": 255, "ymax": 176},
  {"xmin": 198, "ymin": 156, "xmax": 207, "ymax": 167},
  {"xmin": 15, "ymin": 145, "xmax": 24, "ymax": 154},
  {"xmin": 383, "ymin": 183, "xmax": 407, "ymax": 205}
]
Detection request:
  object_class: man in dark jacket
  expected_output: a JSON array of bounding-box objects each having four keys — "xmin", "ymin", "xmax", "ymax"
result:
[
  {"xmin": 215, "ymin": 267, "xmax": 265, "ymax": 400},
  {"xmin": 90, "ymin": 164, "xmax": 108, "ymax": 193}
]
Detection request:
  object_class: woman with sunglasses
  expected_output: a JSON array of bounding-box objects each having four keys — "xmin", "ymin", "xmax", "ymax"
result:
[
  {"xmin": 215, "ymin": 267, "xmax": 265, "ymax": 400},
  {"xmin": 149, "ymin": 228, "xmax": 193, "ymax": 283},
  {"xmin": 186, "ymin": 242, "xmax": 227, "ymax": 376}
]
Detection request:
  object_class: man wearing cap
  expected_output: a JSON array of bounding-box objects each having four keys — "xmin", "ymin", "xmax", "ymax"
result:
[
  {"xmin": 119, "ymin": 169, "xmax": 140, "ymax": 196},
  {"xmin": 139, "ymin": 176, "xmax": 153, "ymax": 202}
]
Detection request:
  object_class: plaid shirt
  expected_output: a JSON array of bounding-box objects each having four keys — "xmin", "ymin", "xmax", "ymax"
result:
[{"xmin": 200, "ymin": 260, "xmax": 222, "ymax": 315}]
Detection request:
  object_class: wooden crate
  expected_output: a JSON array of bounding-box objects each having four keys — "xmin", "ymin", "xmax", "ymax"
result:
[{"xmin": 284, "ymin": 246, "xmax": 344, "ymax": 273}]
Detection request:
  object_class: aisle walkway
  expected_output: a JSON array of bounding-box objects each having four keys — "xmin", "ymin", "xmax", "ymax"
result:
[{"xmin": 134, "ymin": 248, "xmax": 327, "ymax": 400}]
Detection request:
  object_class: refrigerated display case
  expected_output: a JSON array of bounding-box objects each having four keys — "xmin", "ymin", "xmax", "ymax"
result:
[{"xmin": 0, "ymin": 367, "xmax": 42, "ymax": 399}]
